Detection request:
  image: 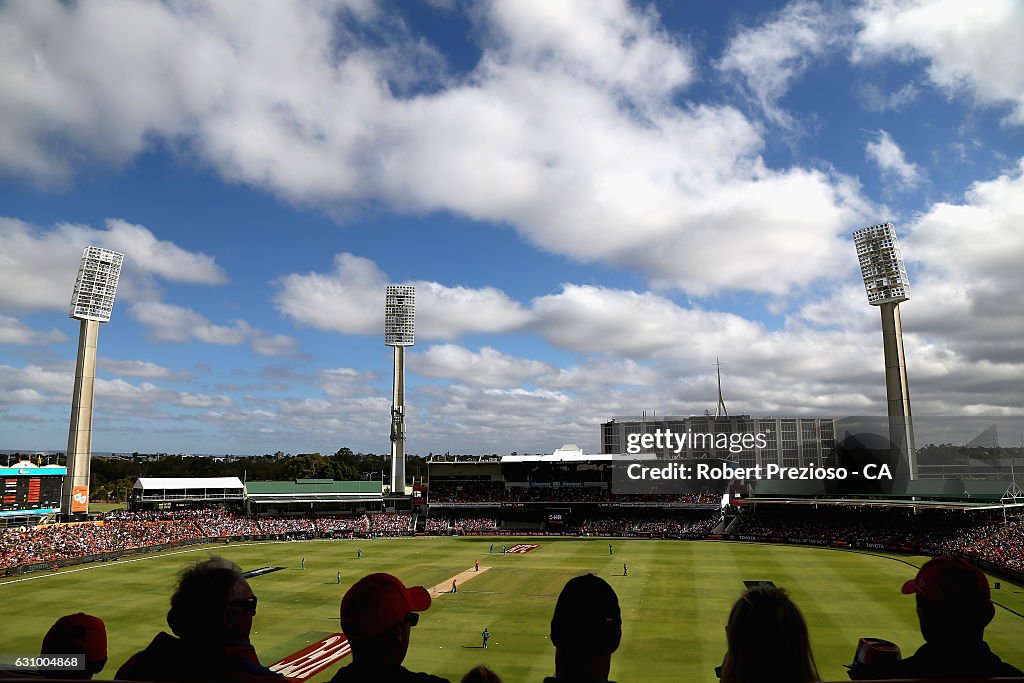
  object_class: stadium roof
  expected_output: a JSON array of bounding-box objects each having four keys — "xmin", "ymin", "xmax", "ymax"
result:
[
  {"xmin": 747, "ymin": 478, "xmax": 1023, "ymax": 509},
  {"xmin": 133, "ymin": 477, "xmax": 244, "ymax": 490},
  {"xmin": 741, "ymin": 497, "xmax": 1023, "ymax": 511},
  {"xmin": 498, "ymin": 445, "xmax": 661, "ymax": 463},
  {"xmin": 245, "ymin": 480, "xmax": 382, "ymax": 494},
  {"xmin": 132, "ymin": 477, "xmax": 246, "ymax": 503},
  {"xmin": 245, "ymin": 479, "xmax": 383, "ymax": 504},
  {"xmin": 893, "ymin": 479, "xmax": 1015, "ymax": 500}
]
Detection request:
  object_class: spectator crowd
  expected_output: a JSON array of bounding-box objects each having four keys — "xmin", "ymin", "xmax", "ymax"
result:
[
  {"xmin": 0, "ymin": 510, "xmax": 414, "ymax": 571},
  {"xmin": 729, "ymin": 507, "xmax": 1024, "ymax": 573},
  {"xmin": 3, "ymin": 506, "xmax": 1023, "ymax": 580},
  {"xmin": 427, "ymin": 482, "xmax": 720, "ymax": 505}
]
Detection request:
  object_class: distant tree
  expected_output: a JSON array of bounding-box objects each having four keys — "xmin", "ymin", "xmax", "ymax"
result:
[
  {"xmin": 284, "ymin": 453, "xmax": 329, "ymax": 479},
  {"xmin": 407, "ymin": 454, "xmax": 428, "ymax": 479}
]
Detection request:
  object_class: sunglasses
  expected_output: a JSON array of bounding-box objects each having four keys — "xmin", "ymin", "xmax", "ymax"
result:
[
  {"xmin": 229, "ymin": 596, "xmax": 258, "ymax": 614},
  {"xmin": 404, "ymin": 612, "xmax": 420, "ymax": 627}
]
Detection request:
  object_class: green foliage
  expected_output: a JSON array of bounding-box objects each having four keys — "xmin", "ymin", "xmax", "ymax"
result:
[{"xmin": 89, "ymin": 448, "xmax": 396, "ymax": 489}]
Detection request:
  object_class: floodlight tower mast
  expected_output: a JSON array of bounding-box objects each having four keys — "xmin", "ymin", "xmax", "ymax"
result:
[
  {"xmin": 853, "ymin": 223, "xmax": 916, "ymax": 480},
  {"xmin": 384, "ymin": 285, "xmax": 415, "ymax": 495},
  {"xmin": 62, "ymin": 246, "xmax": 124, "ymax": 517}
]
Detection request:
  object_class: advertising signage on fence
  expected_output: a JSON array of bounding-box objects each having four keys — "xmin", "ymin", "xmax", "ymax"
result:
[
  {"xmin": 270, "ymin": 634, "xmax": 351, "ymax": 682},
  {"xmin": 71, "ymin": 486, "xmax": 89, "ymax": 513}
]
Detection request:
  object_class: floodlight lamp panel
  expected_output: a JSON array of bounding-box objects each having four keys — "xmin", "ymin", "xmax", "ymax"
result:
[
  {"xmin": 385, "ymin": 284, "xmax": 415, "ymax": 346},
  {"xmin": 852, "ymin": 223, "xmax": 911, "ymax": 306},
  {"xmin": 69, "ymin": 246, "xmax": 125, "ymax": 322}
]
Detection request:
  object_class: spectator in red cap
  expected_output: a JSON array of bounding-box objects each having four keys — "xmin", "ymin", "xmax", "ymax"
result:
[
  {"xmin": 330, "ymin": 572, "xmax": 450, "ymax": 683},
  {"xmin": 41, "ymin": 613, "xmax": 107, "ymax": 679},
  {"xmin": 867, "ymin": 555, "xmax": 1022, "ymax": 679},
  {"xmin": 545, "ymin": 573, "xmax": 622, "ymax": 683}
]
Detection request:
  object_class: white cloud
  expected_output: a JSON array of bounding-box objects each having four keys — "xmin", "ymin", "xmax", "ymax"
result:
[
  {"xmin": 865, "ymin": 130, "xmax": 921, "ymax": 187},
  {"xmin": 415, "ymin": 282, "xmax": 534, "ymax": 340},
  {"xmin": 718, "ymin": 0, "xmax": 842, "ymax": 125},
  {"xmin": 415, "ymin": 344, "xmax": 554, "ymax": 387},
  {"xmin": 0, "ymin": 1, "xmax": 871, "ymax": 295},
  {"xmin": 543, "ymin": 358, "xmax": 661, "ymax": 390},
  {"xmin": 101, "ymin": 219, "xmax": 227, "ymax": 285},
  {"xmin": 316, "ymin": 367, "xmax": 378, "ymax": 399},
  {"xmin": 274, "ymin": 253, "xmax": 385, "ymax": 336},
  {"xmin": 856, "ymin": 81, "xmax": 919, "ymax": 112},
  {"xmin": 0, "ymin": 363, "xmax": 232, "ymax": 413},
  {"xmin": 0, "ymin": 217, "xmax": 227, "ymax": 313},
  {"xmin": 0, "ymin": 388, "xmax": 52, "ymax": 406},
  {"xmin": 248, "ymin": 332, "xmax": 303, "ymax": 358},
  {"xmin": 99, "ymin": 359, "xmax": 190, "ymax": 381},
  {"xmin": 482, "ymin": 0, "xmax": 694, "ymax": 101},
  {"xmin": 854, "ymin": 0, "xmax": 1024, "ymax": 124},
  {"xmin": 531, "ymin": 284, "xmax": 766, "ymax": 359},
  {"xmin": 274, "ymin": 252, "xmax": 533, "ymax": 340},
  {"xmin": 128, "ymin": 301, "xmax": 302, "ymax": 357},
  {"xmin": 902, "ymin": 159, "xmax": 1024, "ymax": 356},
  {"xmin": 173, "ymin": 393, "xmax": 233, "ymax": 409},
  {"xmin": 0, "ymin": 364, "xmax": 69, "ymax": 404},
  {"xmin": 130, "ymin": 302, "xmax": 246, "ymax": 344},
  {"xmin": 0, "ymin": 315, "xmax": 67, "ymax": 346}
]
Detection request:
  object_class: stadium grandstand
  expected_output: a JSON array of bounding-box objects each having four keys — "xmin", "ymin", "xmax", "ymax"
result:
[
  {"xmin": 425, "ymin": 444, "xmax": 729, "ymax": 537},
  {"xmin": 130, "ymin": 477, "xmax": 246, "ymax": 508},
  {"xmin": 129, "ymin": 477, "xmax": 388, "ymax": 517},
  {"xmin": 244, "ymin": 478, "xmax": 385, "ymax": 516},
  {"xmin": 421, "ymin": 441, "xmax": 1024, "ymax": 583},
  {"xmin": 0, "ymin": 442, "xmax": 1021, "ymax": 588}
]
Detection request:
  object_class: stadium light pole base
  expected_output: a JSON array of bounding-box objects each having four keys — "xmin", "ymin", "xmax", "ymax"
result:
[
  {"xmin": 880, "ymin": 302, "xmax": 917, "ymax": 482},
  {"xmin": 389, "ymin": 345, "xmax": 406, "ymax": 496},
  {"xmin": 61, "ymin": 319, "xmax": 99, "ymax": 518}
]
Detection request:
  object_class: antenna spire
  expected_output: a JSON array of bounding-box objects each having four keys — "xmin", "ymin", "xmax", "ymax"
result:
[{"xmin": 714, "ymin": 356, "xmax": 728, "ymax": 417}]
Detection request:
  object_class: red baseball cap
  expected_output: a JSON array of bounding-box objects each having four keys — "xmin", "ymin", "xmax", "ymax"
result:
[
  {"xmin": 41, "ymin": 613, "xmax": 107, "ymax": 668},
  {"xmin": 340, "ymin": 573, "xmax": 431, "ymax": 639},
  {"xmin": 901, "ymin": 556, "xmax": 990, "ymax": 606}
]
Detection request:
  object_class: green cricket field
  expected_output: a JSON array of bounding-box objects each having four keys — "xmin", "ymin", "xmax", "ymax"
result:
[{"xmin": 2, "ymin": 537, "xmax": 1022, "ymax": 681}]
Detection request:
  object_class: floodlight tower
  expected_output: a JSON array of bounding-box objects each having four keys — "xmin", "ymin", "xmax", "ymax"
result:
[
  {"xmin": 385, "ymin": 285, "xmax": 415, "ymax": 495},
  {"xmin": 62, "ymin": 246, "xmax": 124, "ymax": 517},
  {"xmin": 853, "ymin": 223, "xmax": 916, "ymax": 481}
]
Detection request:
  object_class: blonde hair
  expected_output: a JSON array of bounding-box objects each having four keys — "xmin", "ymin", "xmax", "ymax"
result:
[{"xmin": 721, "ymin": 585, "xmax": 819, "ymax": 683}]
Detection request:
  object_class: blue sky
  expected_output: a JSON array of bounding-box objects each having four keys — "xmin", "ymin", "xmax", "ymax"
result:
[{"xmin": 2, "ymin": 0, "xmax": 1023, "ymax": 456}]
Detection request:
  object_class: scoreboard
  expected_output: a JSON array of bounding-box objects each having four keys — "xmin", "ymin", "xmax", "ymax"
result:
[{"xmin": 0, "ymin": 466, "xmax": 66, "ymax": 517}]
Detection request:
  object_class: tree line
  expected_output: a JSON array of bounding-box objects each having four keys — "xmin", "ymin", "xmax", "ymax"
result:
[{"xmin": 87, "ymin": 448, "xmax": 429, "ymax": 501}]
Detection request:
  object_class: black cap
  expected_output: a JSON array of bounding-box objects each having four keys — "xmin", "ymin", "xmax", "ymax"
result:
[{"xmin": 551, "ymin": 574, "xmax": 621, "ymax": 652}]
